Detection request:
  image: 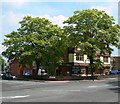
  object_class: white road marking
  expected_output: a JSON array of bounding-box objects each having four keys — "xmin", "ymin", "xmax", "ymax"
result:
[
  {"xmin": 99, "ymin": 85, "xmax": 109, "ymax": 87},
  {"xmin": 69, "ymin": 90, "xmax": 81, "ymax": 91},
  {"xmin": 88, "ymin": 85, "xmax": 110, "ymax": 88},
  {"xmin": 88, "ymin": 86, "xmax": 97, "ymax": 88},
  {"xmin": 107, "ymin": 78, "xmax": 118, "ymax": 80},
  {"xmin": 47, "ymin": 81, "xmax": 70, "ymax": 83},
  {"xmin": 94, "ymin": 80, "xmax": 106, "ymax": 81},
  {"xmin": 40, "ymin": 90, "xmax": 81, "ymax": 92},
  {"xmin": 1, "ymin": 95, "xmax": 30, "ymax": 99},
  {"xmin": 114, "ymin": 86, "xmax": 119, "ymax": 88}
]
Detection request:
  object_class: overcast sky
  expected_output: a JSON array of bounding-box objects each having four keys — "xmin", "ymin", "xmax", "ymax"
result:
[{"xmin": 0, "ymin": 0, "xmax": 120, "ymax": 56}]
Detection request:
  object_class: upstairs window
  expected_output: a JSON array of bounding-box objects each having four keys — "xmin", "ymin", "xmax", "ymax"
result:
[
  {"xmin": 95, "ymin": 56, "xmax": 100, "ymax": 60},
  {"xmin": 76, "ymin": 54, "xmax": 84, "ymax": 61},
  {"xmin": 104, "ymin": 57, "xmax": 108, "ymax": 63}
]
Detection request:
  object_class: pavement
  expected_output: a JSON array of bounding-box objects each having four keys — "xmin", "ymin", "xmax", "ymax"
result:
[
  {"xmin": 13, "ymin": 74, "xmax": 119, "ymax": 82},
  {"xmin": 1, "ymin": 76, "xmax": 119, "ymax": 102}
]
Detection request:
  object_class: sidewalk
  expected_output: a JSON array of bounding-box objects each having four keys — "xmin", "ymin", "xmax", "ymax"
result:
[
  {"xmin": 14, "ymin": 74, "xmax": 119, "ymax": 82},
  {"xmin": 97, "ymin": 74, "xmax": 119, "ymax": 80}
]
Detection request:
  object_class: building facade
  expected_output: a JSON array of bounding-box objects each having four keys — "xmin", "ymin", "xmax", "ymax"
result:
[
  {"xmin": 111, "ymin": 56, "xmax": 120, "ymax": 70},
  {"xmin": 9, "ymin": 58, "xmax": 33, "ymax": 77},
  {"xmin": 57, "ymin": 48, "xmax": 111, "ymax": 76},
  {"xmin": 9, "ymin": 48, "xmax": 111, "ymax": 77}
]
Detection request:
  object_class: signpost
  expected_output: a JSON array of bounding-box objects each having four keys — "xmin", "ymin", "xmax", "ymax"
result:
[{"xmin": 71, "ymin": 66, "xmax": 80, "ymax": 74}]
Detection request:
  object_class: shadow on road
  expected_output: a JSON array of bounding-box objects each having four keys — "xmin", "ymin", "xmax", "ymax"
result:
[{"xmin": 106, "ymin": 79, "xmax": 120, "ymax": 93}]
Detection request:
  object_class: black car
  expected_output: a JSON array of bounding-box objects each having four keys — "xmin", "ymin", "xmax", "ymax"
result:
[{"xmin": 1, "ymin": 72, "xmax": 14, "ymax": 80}]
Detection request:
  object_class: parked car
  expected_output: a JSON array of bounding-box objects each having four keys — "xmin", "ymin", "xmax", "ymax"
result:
[
  {"xmin": 110, "ymin": 69, "xmax": 120, "ymax": 75},
  {"xmin": 23, "ymin": 72, "xmax": 32, "ymax": 76},
  {"xmin": 1, "ymin": 72, "xmax": 15, "ymax": 80}
]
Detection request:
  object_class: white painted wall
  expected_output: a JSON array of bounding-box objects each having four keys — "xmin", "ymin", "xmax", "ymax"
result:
[
  {"xmin": 69, "ymin": 54, "xmax": 74, "ymax": 62},
  {"xmin": 104, "ymin": 57, "xmax": 111, "ymax": 64},
  {"xmin": 69, "ymin": 53, "xmax": 110, "ymax": 65},
  {"xmin": 74, "ymin": 53, "xmax": 84, "ymax": 63},
  {"xmin": 100, "ymin": 56, "xmax": 103, "ymax": 62},
  {"xmin": 74, "ymin": 54, "xmax": 90, "ymax": 63}
]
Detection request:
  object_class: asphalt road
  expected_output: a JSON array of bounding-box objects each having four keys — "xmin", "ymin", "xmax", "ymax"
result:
[{"xmin": 1, "ymin": 77, "xmax": 119, "ymax": 102}]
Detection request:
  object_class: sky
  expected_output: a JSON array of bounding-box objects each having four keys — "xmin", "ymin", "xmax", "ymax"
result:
[{"xmin": 0, "ymin": 0, "xmax": 120, "ymax": 56}]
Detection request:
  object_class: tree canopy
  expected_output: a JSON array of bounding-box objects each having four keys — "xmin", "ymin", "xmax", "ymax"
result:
[
  {"xmin": 0, "ymin": 55, "xmax": 5, "ymax": 71},
  {"xmin": 64, "ymin": 9, "xmax": 120, "ymax": 76},
  {"xmin": 2, "ymin": 9, "xmax": 120, "ymax": 77},
  {"xmin": 2, "ymin": 16, "xmax": 67, "ymax": 75}
]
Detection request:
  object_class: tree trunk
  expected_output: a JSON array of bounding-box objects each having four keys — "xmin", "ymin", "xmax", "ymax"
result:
[
  {"xmin": 48, "ymin": 62, "xmax": 56, "ymax": 76},
  {"xmin": 89, "ymin": 56, "xmax": 94, "ymax": 81},
  {"xmin": 35, "ymin": 61, "xmax": 40, "ymax": 75}
]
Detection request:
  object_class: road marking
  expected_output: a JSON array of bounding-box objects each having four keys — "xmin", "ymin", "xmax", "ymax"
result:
[
  {"xmin": 40, "ymin": 90, "xmax": 81, "ymax": 92},
  {"xmin": 114, "ymin": 86, "xmax": 119, "ymax": 88},
  {"xmin": 94, "ymin": 80, "xmax": 106, "ymax": 82},
  {"xmin": 99, "ymin": 85, "xmax": 109, "ymax": 87},
  {"xmin": 47, "ymin": 81, "xmax": 70, "ymax": 83},
  {"xmin": 88, "ymin": 86, "xmax": 97, "ymax": 88},
  {"xmin": 107, "ymin": 78, "xmax": 118, "ymax": 80},
  {"xmin": 1, "ymin": 95, "xmax": 30, "ymax": 99},
  {"xmin": 88, "ymin": 85, "xmax": 110, "ymax": 88}
]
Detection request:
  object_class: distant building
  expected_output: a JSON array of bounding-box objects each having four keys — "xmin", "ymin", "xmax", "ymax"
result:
[
  {"xmin": 57, "ymin": 48, "xmax": 111, "ymax": 76},
  {"xmin": 9, "ymin": 58, "xmax": 34, "ymax": 77},
  {"xmin": 111, "ymin": 56, "xmax": 120, "ymax": 70},
  {"xmin": 9, "ymin": 48, "xmax": 111, "ymax": 77}
]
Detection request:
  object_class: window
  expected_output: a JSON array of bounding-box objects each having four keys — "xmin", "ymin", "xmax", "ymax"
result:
[
  {"xmin": 95, "ymin": 56, "xmax": 100, "ymax": 60},
  {"xmin": 104, "ymin": 57, "xmax": 108, "ymax": 63},
  {"xmin": 76, "ymin": 54, "xmax": 84, "ymax": 61}
]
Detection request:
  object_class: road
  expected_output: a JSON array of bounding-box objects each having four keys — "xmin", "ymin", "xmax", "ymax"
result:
[{"xmin": 1, "ymin": 77, "xmax": 119, "ymax": 102}]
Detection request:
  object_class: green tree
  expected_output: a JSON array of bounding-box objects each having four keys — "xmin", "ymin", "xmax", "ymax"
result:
[
  {"xmin": 0, "ymin": 55, "xmax": 5, "ymax": 71},
  {"xmin": 64, "ymin": 9, "xmax": 120, "ymax": 78},
  {"xmin": 42, "ymin": 32, "xmax": 67, "ymax": 76},
  {"xmin": 2, "ymin": 16, "xmax": 67, "ymax": 76}
]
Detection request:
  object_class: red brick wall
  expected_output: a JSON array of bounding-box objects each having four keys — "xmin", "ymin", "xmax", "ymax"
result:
[
  {"xmin": 113, "ymin": 57, "xmax": 120, "ymax": 69},
  {"xmin": 9, "ymin": 59, "xmax": 20, "ymax": 77},
  {"xmin": 9, "ymin": 59, "xmax": 33, "ymax": 77}
]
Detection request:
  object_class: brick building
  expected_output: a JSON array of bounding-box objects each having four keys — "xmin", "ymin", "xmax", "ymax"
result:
[
  {"xmin": 111, "ymin": 56, "xmax": 120, "ymax": 70},
  {"xmin": 57, "ymin": 48, "xmax": 111, "ymax": 76},
  {"xmin": 9, "ymin": 48, "xmax": 111, "ymax": 77},
  {"xmin": 9, "ymin": 58, "xmax": 33, "ymax": 77}
]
